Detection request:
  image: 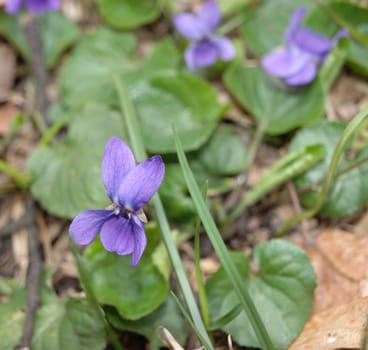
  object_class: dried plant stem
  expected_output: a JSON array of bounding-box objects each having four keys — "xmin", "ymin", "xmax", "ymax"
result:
[
  {"xmin": 21, "ymin": 13, "xmax": 49, "ymax": 128},
  {"xmin": 0, "ymin": 214, "xmax": 33, "ymax": 238},
  {"xmin": 14, "ymin": 198, "xmax": 43, "ymax": 350}
]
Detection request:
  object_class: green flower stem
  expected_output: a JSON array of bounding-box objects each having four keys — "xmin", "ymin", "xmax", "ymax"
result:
[
  {"xmin": 195, "ymin": 223, "xmax": 210, "ymax": 328},
  {"xmin": 246, "ymin": 122, "xmax": 266, "ymax": 171},
  {"xmin": 229, "ymin": 145, "xmax": 325, "ymax": 222},
  {"xmin": 217, "ymin": 14, "xmax": 244, "ymax": 35},
  {"xmin": 226, "ymin": 122, "xmax": 266, "ymax": 221},
  {"xmin": 38, "ymin": 112, "xmax": 70, "ymax": 147},
  {"xmin": 114, "ymin": 77, "xmax": 213, "ymax": 350},
  {"xmin": 319, "ymin": 38, "xmax": 349, "ymax": 92},
  {"xmin": 0, "ymin": 160, "xmax": 29, "ymax": 189},
  {"xmin": 277, "ymin": 105, "xmax": 368, "ymax": 236},
  {"xmin": 70, "ymin": 241, "xmax": 125, "ymax": 350},
  {"xmin": 174, "ymin": 126, "xmax": 275, "ymax": 350},
  {"xmin": 195, "ymin": 183, "xmax": 211, "ymax": 329}
]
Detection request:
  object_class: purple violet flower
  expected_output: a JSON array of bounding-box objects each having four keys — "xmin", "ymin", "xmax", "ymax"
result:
[
  {"xmin": 261, "ymin": 7, "xmax": 348, "ymax": 86},
  {"xmin": 173, "ymin": 0, "xmax": 235, "ymax": 70},
  {"xmin": 69, "ymin": 137, "xmax": 165, "ymax": 267},
  {"xmin": 4, "ymin": 0, "xmax": 60, "ymax": 14}
]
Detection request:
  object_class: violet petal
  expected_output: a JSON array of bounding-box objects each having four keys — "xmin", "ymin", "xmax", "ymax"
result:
[
  {"xmin": 173, "ymin": 13, "xmax": 207, "ymax": 41},
  {"xmin": 118, "ymin": 155, "xmax": 165, "ymax": 211},
  {"xmin": 198, "ymin": 0, "xmax": 221, "ymax": 33},
  {"xmin": 99, "ymin": 216, "xmax": 135, "ymax": 255},
  {"xmin": 294, "ymin": 28, "xmax": 332, "ymax": 56},
  {"xmin": 69, "ymin": 209, "xmax": 113, "ymax": 245},
  {"xmin": 102, "ymin": 137, "xmax": 136, "ymax": 203},
  {"xmin": 26, "ymin": 0, "xmax": 59, "ymax": 12},
  {"xmin": 184, "ymin": 44, "xmax": 197, "ymax": 70},
  {"xmin": 187, "ymin": 40, "xmax": 218, "ymax": 69},
  {"xmin": 4, "ymin": 0, "xmax": 24, "ymax": 14},
  {"xmin": 285, "ymin": 7, "xmax": 305, "ymax": 44},
  {"xmin": 130, "ymin": 216, "xmax": 147, "ymax": 267},
  {"xmin": 262, "ymin": 48, "xmax": 310, "ymax": 78},
  {"xmin": 284, "ymin": 59, "xmax": 317, "ymax": 86},
  {"xmin": 212, "ymin": 36, "xmax": 235, "ymax": 61}
]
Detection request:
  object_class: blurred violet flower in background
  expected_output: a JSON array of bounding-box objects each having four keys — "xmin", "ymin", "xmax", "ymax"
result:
[
  {"xmin": 173, "ymin": 0, "xmax": 235, "ymax": 70},
  {"xmin": 69, "ymin": 137, "xmax": 165, "ymax": 267},
  {"xmin": 262, "ymin": 7, "xmax": 348, "ymax": 86},
  {"xmin": 4, "ymin": 0, "xmax": 60, "ymax": 14}
]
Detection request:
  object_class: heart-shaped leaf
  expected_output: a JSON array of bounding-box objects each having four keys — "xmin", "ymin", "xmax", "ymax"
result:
[
  {"xmin": 206, "ymin": 239, "xmax": 316, "ymax": 349},
  {"xmin": 28, "ymin": 103, "xmax": 126, "ymax": 218},
  {"xmin": 59, "ymin": 28, "xmax": 136, "ymax": 108},
  {"xmin": 0, "ymin": 12, "xmax": 79, "ymax": 68},
  {"xmin": 133, "ymin": 74, "xmax": 224, "ymax": 153},
  {"xmin": 224, "ymin": 64, "xmax": 325, "ymax": 134},
  {"xmin": 0, "ymin": 277, "xmax": 106, "ymax": 350},
  {"xmin": 59, "ymin": 28, "xmax": 178, "ymax": 108},
  {"xmin": 83, "ymin": 224, "xmax": 170, "ymax": 320},
  {"xmin": 97, "ymin": 0, "xmax": 161, "ymax": 29},
  {"xmin": 289, "ymin": 120, "xmax": 368, "ymax": 217}
]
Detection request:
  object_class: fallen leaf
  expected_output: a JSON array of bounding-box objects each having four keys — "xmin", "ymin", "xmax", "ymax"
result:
[
  {"xmin": 293, "ymin": 229, "xmax": 368, "ymax": 314},
  {"xmin": 0, "ymin": 104, "xmax": 20, "ymax": 135},
  {"xmin": 289, "ymin": 297, "xmax": 368, "ymax": 350},
  {"xmin": 289, "ymin": 230, "xmax": 368, "ymax": 350}
]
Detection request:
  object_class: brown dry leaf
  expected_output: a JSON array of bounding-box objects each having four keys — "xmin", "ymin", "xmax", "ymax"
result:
[
  {"xmin": 293, "ymin": 229, "xmax": 368, "ymax": 314},
  {"xmin": 0, "ymin": 43, "xmax": 16, "ymax": 102},
  {"xmin": 0, "ymin": 104, "xmax": 20, "ymax": 135},
  {"xmin": 289, "ymin": 297, "xmax": 368, "ymax": 350},
  {"xmin": 289, "ymin": 230, "xmax": 368, "ymax": 350}
]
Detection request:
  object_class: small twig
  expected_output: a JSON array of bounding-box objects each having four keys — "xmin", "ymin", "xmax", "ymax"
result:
[
  {"xmin": 0, "ymin": 214, "xmax": 33, "ymax": 238},
  {"xmin": 14, "ymin": 198, "xmax": 43, "ymax": 350},
  {"xmin": 21, "ymin": 13, "xmax": 49, "ymax": 127},
  {"xmin": 286, "ymin": 181, "xmax": 310, "ymax": 239}
]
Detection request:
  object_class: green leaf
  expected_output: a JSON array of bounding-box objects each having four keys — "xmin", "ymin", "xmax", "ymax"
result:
[
  {"xmin": 28, "ymin": 103, "xmax": 126, "ymax": 218},
  {"xmin": 60, "ymin": 28, "xmax": 136, "ymax": 108},
  {"xmin": 224, "ymin": 64, "xmax": 325, "ymax": 134},
  {"xmin": 83, "ymin": 224, "xmax": 170, "ymax": 320},
  {"xmin": 159, "ymin": 163, "xmax": 197, "ymax": 225},
  {"xmin": 206, "ymin": 240, "xmax": 316, "ymax": 349},
  {"xmin": 108, "ymin": 294, "xmax": 188, "ymax": 350},
  {"xmin": 0, "ymin": 12, "xmax": 79, "ymax": 68},
  {"xmin": 58, "ymin": 299, "xmax": 106, "ymax": 350},
  {"xmin": 60, "ymin": 28, "xmax": 178, "ymax": 108},
  {"xmin": 197, "ymin": 125, "xmax": 248, "ymax": 176},
  {"xmin": 97, "ymin": 0, "xmax": 161, "ymax": 29},
  {"xmin": 39, "ymin": 12, "xmax": 80, "ymax": 67},
  {"xmin": 289, "ymin": 120, "xmax": 368, "ymax": 217},
  {"xmin": 0, "ymin": 279, "xmax": 26, "ymax": 350},
  {"xmin": 134, "ymin": 74, "xmax": 224, "ymax": 152},
  {"xmin": 0, "ymin": 277, "xmax": 106, "ymax": 350}
]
